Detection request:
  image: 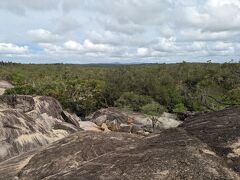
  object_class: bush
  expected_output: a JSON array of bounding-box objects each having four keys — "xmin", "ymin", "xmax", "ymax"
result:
[
  {"xmin": 173, "ymin": 103, "xmax": 187, "ymax": 113},
  {"xmin": 140, "ymin": 102, "xmax": 166, "ymax": 116},
  {"xmin": 5, "ymin": 85, "xmax": 37, "ymax": 95},
  {"xmin": 226, "ymin": 88, "xmax": 240, "ymax": 104},
  {"xmin": 63, "ymin": 80, "xmax": 106, "ymax": 116},
  {"xmin": 115, "ymin": 92, "xmax": 153, "ymax": 111}
]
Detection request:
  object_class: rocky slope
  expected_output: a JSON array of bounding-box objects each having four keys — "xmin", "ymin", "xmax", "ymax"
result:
[
  {"xmin": 0, "ymin": 95, "xmax": 240, "ymax": 179},
  {"xmin": 0, "ymin": 130, "xmax": 239, "ymax": 180},
  {"xmin": 0, "ymin": 95, "xmax": 81, "ymax": 162},
  {"xmin": 182, "ymin": 107, "xmax": 240, "ymax": 174}
]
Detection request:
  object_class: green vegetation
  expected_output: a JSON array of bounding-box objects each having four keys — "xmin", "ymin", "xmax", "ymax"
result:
[
  {"xmin": 0, "ymin": 61, "xmax": 240, "ymax": 116},
  {"xmin": 173, "ymin": 103, "xmax": 187, "ymax": 113},
  {"xmin": 115, "ymin": 92, "xmax": 153, "ymax": 111},
  {"xmin": 115, "ymin": 92, "xmax": 165, "ymax": 115},
  {"xmin": 141, "ymin": 102, "xmax": 166, "ymax": 116}
]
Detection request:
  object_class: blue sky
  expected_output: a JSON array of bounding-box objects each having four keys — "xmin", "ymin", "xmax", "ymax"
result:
[{"xmin": 0, "ymin": 0, "xmax": 240, "ymax": 64}]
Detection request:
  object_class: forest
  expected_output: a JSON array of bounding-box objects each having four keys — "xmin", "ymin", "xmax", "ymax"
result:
[{"xmin": 0, "ymin": 61, "xmax": 240, "ymax": 117}]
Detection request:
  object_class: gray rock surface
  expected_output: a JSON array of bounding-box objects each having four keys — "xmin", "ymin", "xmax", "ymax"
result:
[
  {"xmin": 0, "ymin": 95, "xmax": 81, "ymax": 162},
  {"xmin": 89, "ymin": 107, "xmax": 182, "ymax": 135},
  {"xmin": 0, "ymin": 98, "xmax": 240, "ymax": 179},
  {"xmin": 0, "ymin": 130, "xmax": 239, "ymax": 180},
  {"xmin": 182, "ymin": 107, "xmax": 240, "ymax": 173}
]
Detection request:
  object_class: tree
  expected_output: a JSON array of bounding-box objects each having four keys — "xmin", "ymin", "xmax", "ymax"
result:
[
  {"xmin": 115, "ymin": 92, "xmax": 153, "ymax": 111},
  {"xmin": 141, "ymin": 102, "xmax": 166, "ymax": 116}
]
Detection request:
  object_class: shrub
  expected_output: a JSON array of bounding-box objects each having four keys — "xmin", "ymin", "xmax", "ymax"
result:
[
  {"xmin": 226, "ymin": 88, "xmax": 240, "ymax": 105},
  {"xmin": 173, "ymin": 103, "xmax": 187, "ymax": 113},
  {"xmin": 115, "ymin": 92, "xmax": 153, "ymax": 111},
  {"xmin": 4, "ymin": 85, "xmax": 37, "ymax": 95},
  {"xmin": 140, "ymin": 102, "xmax": 166, "ymax": 116}
]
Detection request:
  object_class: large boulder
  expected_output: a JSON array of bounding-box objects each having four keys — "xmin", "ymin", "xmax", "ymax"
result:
[
  {"xmin": 88, "ymin": 108, "xmax": 138, "ymax": 133},
  {"xmin": 0, "ymin": 130, "xmax": 238, "ymax": 180},
  {"xmin": 0, "ymin": 95, "xmax": 81, "ymax": 162},
  {"xmin": 89, "ymin": 107, "xmax": 128, "ymax": 129},
  {"xmin": 182, "ymin": 107, "xmax": 240, "ymax": 173}
]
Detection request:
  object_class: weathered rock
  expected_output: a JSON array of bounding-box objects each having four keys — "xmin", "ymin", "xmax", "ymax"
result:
[
  {"xmin": 155, "ymin": 112, "xmax": 182, "ymax": 128},
  {"xmin": 63, "ymin": 110, "xmax": 101, "ymax": 132},
  {"xmin": 89, "ymin": 108, "xmax": 137, "ymax": 133},
  {"xmin": 121, "ymin": 111, "xmax": 182, "ymax": 128},
  {"xmin": 101, "ymin": 123, "xmax": 111, "ymax": 132},
  {"xmin": 89, "ymin": 108, "xmax": 182, "ymax": 134},
  {"xmin": 0, "ymin": 95, "xmax": 81, "ymax": 162},
  {"xmin": 119, "ymin": 123, "xmax": 133, "ymax": 133},
  {"xmin": 0, "ymin": 130, "xmax": 239, "ymax": 180},
  {"xmin": 89, "ymin": 107, "xmax": 128, "ymax": 128},
  {"xmin": 78, "ymin": 121, "xmax": 102, "ymax": 132},
  {"xmin": 0, "ymin": 81, "xmax": 13, "ymax": 95},
  {"xmin": 182, "ymin": 107, "xmax": 240, "ymax": 173},
  {"xmin": 0, "ymin": 100, "xmax": 240, "ymax": 179},
  {"xmin": 62, "ymin": 111, "xmax": 81, "ymax": 129}
]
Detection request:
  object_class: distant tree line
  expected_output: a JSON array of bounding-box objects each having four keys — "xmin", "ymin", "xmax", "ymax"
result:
[{"xmin": 0, "ymin": 62, "xmax": 239, "ymax": 116}]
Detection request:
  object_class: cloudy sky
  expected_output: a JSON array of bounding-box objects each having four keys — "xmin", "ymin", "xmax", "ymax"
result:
[{"xmin": 0, "ymin": 0, "xmax": 240, "ymax": 64}]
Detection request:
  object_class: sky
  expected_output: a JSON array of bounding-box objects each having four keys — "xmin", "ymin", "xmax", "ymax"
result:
[{"xmin": 0, "ymin": 0, "xmax": 240, "ymax": 64}]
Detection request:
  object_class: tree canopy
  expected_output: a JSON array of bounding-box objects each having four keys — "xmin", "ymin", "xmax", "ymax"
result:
[{"xmin": 1, "ymin": 61, "xmax": 239, "ymax": 116}]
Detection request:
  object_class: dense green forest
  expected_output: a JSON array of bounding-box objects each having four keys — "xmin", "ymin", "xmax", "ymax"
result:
[{"xmin": 0, "ymin": 61, "xmax": 239, "ymax": 117}]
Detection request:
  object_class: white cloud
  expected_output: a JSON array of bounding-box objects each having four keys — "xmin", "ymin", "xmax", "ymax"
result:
[
  {"xmin": 55, "ymin": 16, "xmax": 81, "ymax": 34},
  {"xmin": 35, "ymin": 39, "xmax": 119, "ymax": 58},
  {"xmin": 137, "ymin": 48, "xmax": 149, "ymax": 57},
  {"xmin": 207, "ymin": 0, "xmax": 240, "ymax": 8},
  {"xmin": 1, "ymin": 0, "xmax": 240, "ymax": 62},
  {"xmin": 28, "ymin": 29, "xmax": 61, "ymax": 43},
  {"xmin": 212, "ymin": 42, "xmax": 233, "ymax": 51},
  {"xmin": 99, "ymin": 19, "xmax": 145, "ymax": 35},
  {"xmin": 82, "ymin": 0, "xmax": 170, "ymax": 24},
  {"xmin": 39, "ymin": 43, "xmax": 62, "ymax": 53},
  {"xmin": 178, "ymin": 29, "xmax": 240, "ymax": 42},
  {"xmin": 0, "ymin": 0, "xmax": 59, "ymax": 15},
  {"xmin": 83, "ymin": 39, "xmax": 115, "ymax": 53},
  {"xmin": 153, "ymin": 37, "xmax": 178, "ymax": 52},
  {"xmin": 175, "ymin": 6, "xmax": 209, "ymax": 28},
  {"xmin": 64, "ymin": 40, "xmax": 83, "ymax": 51},
  {"xmin": 0, "ymin": 43, "xmax": 29, "ymax": 54}
]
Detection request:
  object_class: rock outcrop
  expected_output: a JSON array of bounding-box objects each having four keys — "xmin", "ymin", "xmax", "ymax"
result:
[
  {"xmin": 0, "ymin": 97, "xmax": 240, "ymax": 179},
  {"xmin": 0, "ymin": 130, "xmax": 239, "ymax": 180},
  {"xmin": 182, "ymin": 107, "xmax": 240, "ymax": 173},
  {"xmin": 89, "ymin": 107, "xmax": 182, "ymax": 135},
  {"xmin": 0, "ymin": 95, "xmax": 81, "ymax": 162}
]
